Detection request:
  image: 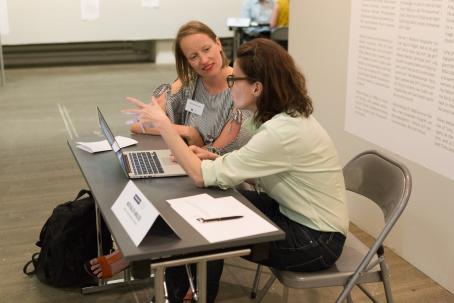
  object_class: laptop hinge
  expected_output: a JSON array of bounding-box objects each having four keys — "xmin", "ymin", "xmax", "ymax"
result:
[{"xmin": 123, "ymin": 154, "xmax": 132, "ymax": 174}]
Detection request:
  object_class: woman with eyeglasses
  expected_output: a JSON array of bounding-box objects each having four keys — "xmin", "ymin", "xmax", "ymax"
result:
[{"xmin": 125, "ymin": 38, "xmax": 349, "ymax": 302}]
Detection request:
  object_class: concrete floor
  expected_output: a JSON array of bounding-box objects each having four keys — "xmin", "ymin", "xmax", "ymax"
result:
[{"xmin": 0, "ymin": 63, "xmax": 453, "ymax": 303}]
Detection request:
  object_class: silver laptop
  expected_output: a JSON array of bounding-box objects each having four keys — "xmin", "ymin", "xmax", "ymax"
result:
[{"xmin": 97, "ymin": 107, "xmax": 187, "ymax": 179}]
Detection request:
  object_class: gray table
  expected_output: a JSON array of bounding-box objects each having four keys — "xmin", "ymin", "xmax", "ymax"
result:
[{"xmin": 68, "ymin": 133, "xmax": 284, "ymax": 303}]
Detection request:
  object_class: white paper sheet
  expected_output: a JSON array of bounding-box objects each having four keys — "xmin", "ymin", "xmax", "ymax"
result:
[
  {"xmin": 141, "ymin": 0, "xmax": 159, "ymax": 8},
  {"xmin": 0, "ymin": 0, "xmax": 10, "ymax": 35},
  {"xmin": 76, "ymin": 136, "xmax": 137, "ymax": 153},
  {"xmin": 81, "ymin": 0, "xmax": 99, "ymax": 21},
  {"xmin": 167, "ymin": 194, "xmax": 278, "ymax": 243},
  {"xmin": 227, "ymin": 17, "xmax": 251, "ymax": 28}
]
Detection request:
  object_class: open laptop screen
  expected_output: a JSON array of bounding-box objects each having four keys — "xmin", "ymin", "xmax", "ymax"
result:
[{"xmin": 97, "ymin": 107, "xmax": 129, "ymax": 178}]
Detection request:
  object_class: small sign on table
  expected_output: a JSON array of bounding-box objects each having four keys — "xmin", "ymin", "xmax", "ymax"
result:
[{"xmin": 111, "ymin": 181, "xmax": 160, "ymax": 246}]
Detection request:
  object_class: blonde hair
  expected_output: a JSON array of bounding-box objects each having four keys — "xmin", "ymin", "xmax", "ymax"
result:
[{"xmin": 174, "ymin": 21, "xmax": 229, "ymax": 87}]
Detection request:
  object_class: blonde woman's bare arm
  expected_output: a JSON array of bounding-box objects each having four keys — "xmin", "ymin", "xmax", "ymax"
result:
[{"xmin": 270, "ymin": 2, "xmax": 280, "ymax": 28}]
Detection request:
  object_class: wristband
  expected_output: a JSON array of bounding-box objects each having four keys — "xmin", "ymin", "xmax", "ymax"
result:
[{"xmin": 206, "ymin": 145, "xmax": 222, "ymax": 155}]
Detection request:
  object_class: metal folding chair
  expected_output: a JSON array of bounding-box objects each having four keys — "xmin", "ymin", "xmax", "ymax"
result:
[{"xmin": 250, "ymin": 150, "xmax": 412, "ymax": 302}]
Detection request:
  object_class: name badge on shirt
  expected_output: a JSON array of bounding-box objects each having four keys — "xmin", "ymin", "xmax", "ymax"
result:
[{"xmin": 185, "ymin": 99, "xmax": 205, "ymax": 116}]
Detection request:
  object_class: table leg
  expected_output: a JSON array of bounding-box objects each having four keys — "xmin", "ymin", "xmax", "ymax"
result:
[
  {"xmin": 196, "ymin": 261, "xmax": 207, "ymax": 303},
  {"xmin": 150, "ymin": 248, "xmax": 250, "ymax": 303},
  {"xmin": 94, "ymin": 203, "xmax": 107, "ymax": 287},
  {"xmin": 154, "ymin": 266, "xmax": 166, "ymax": 303},
  {"xmin": 0, "ymin": 35, "xmax": 5, "ymax": 86}
]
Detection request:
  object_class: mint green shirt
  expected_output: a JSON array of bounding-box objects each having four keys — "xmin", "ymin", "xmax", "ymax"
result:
[{"xmin": 201, "ymin": 113, "xmax": 349, "ymax": 235}]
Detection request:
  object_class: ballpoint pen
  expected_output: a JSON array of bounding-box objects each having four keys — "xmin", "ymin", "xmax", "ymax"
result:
[{"xmin": 197, "ymin": 215, "xmax": 244, "ymax": 223}]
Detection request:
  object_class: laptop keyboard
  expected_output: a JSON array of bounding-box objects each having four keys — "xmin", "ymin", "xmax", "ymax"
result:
[{"xmin": 130, "ymin": 151, "xmax": 164, "ymax": 175}]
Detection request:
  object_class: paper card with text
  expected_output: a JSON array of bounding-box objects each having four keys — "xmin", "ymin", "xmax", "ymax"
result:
[
  {"xmin": 111, "ymin": 181, "xmax": 160, "ymax": 246},
  {"xmin": 185, "ymin": 99, "xmax": 205, "ymax": 116}
]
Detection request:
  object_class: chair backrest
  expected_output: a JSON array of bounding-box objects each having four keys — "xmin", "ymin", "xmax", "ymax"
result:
[
  {"xmin": 270, "ymin": 27, "xmax": 288, "ymax": 41},
  {"xmin": 335, "ymin": 151, "xmax": 412, "ymax": 303},
  {"xmin": 343, "ymin": 150, "xmax": 412, "ymax": 223}
]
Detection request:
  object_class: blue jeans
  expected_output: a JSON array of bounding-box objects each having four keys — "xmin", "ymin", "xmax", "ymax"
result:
[{"xmin": 239, "ymin": 190, "xmax": 346, "ymax": 272}]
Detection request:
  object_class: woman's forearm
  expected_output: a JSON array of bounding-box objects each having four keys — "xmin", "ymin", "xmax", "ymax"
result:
[
  {"xmin": 130, "ymin": 123, "xmax": 204, "ymax": 147},
  {"xmin": 173, "ymin": 124, "xmax": 204, "ymax": 147},
  {"xmin": 270, "ymin": 3, "xmax": 279, "ymax": 28},
  {"xmin": 159, "ymin": 123, "xmax": 205, "ymax": 187},
  {"xmin": 211, "ymin": 120, "xmax": 240, "ymax": 149},
  {"xmin": 130, "ymin": 123, "xmax": 159, "ymax": 135}
]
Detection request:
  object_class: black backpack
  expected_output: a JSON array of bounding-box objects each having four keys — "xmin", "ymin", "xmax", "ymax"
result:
[{"xmin": 23, "ymin": 189, "xmax": 113, "ymax": 287}]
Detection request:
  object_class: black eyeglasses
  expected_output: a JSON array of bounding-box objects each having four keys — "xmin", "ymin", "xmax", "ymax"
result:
[{"xmin": 226, "ymin": 75, "xmax": 255, "ymax": 88}]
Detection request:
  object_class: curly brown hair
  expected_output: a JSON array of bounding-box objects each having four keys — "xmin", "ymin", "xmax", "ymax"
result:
[
  {"xmin": 236, "ymin": 38, "xmax": 313, "ymax": 125},
  {"xmin": 174, "ymin": 21, "xmax": 229, "ymax": 87}
]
